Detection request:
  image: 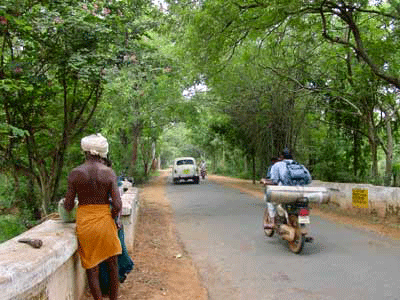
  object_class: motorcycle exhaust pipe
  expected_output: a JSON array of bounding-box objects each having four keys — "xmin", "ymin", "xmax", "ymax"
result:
[{"xmin": 280, "ymin": 225, "xmax": 296, "ymax": 242}]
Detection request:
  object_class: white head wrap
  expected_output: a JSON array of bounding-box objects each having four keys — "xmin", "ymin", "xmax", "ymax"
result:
[{"xmin": 81, "ymin": 133, "xmax": 109, "ymax": 158}]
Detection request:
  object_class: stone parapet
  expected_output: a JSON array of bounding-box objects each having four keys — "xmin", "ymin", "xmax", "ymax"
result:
[
  {"xmin": 311, "ymin": 181, "xmax": 400, "ymax": 216},
  {"xmin": 121, "ymin": 187, "xmax": 139, "ymax": 251},
  {"xmin": 0, "ymin": 187, "xmax": 139, "ymax": 300}
]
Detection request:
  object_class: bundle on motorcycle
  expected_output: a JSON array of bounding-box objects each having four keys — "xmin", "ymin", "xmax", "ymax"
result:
[
  {"xmin": 263, "ymin": 185, "xmax": 330, "ymax": 254},
  {"xmin": 265, "ymin": 185, "xmax": 330, "ymax": 204}
]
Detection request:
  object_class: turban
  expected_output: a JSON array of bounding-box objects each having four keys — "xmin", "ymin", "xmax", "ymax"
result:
[{"xmin": 81, "ymin": 134, "xmax": 109, "ymax": 158}]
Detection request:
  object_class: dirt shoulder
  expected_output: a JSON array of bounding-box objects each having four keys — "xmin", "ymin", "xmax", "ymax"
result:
[
  {"xmin": 81, "ymin": 170, "xmax": 208, "ymax": 300},
  {"xmin": 116, "ymin": 171, "xmax": 208, "ymax": 300}
]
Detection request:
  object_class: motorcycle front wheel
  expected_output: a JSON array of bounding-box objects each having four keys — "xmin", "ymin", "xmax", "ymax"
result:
[
  {"xmin": 287, "ymin": 215, "xmax": 305, "ymax": 254},
  {"xmin": 263, "ymin": 207, "xmax": 274, "ymax": 237}
]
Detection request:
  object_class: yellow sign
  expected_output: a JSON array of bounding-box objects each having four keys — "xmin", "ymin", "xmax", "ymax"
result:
[{"xmin": 352, "ymin": 189, "xmax": 369, "ymax": 208}]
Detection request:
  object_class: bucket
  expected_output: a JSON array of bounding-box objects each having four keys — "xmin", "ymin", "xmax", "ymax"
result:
[{"xmin": 58, "ymin": 198, "xmax": 78, "ymax": 222}]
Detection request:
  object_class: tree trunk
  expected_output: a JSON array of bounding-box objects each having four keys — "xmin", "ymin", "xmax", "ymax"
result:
[
  {"xmin": 368, "ymin": 132, "xmax": 379, "ymax": 179},
  {"xmin": 393, "ymin": 170, "xmax": 400, "ymax": 187},
  {"xmin": 384, "ymin": 112, "xmax": 393, "ymax": 186},
  {"xmin": 222, "ymin": 137, "xmax": 225, "ymax": 169},
  {"xmin": 48, "ymin": 139, "xmax": 69, "ymax": 204},
  {"xmin": 26, "ymin": 145, "xmax": 40, "ymax": 219},
  {"xmin": 151, "ymin": 159, "xmax": 157, "ymax": 171},
  {"xmin": 353, "ymin": 130, "xmax": 360, "ymax": 177},
  {"xmin": 141, "ymin": 137, "xmax": 154, "ymax": 177},
  {"xmin": 131, "ymin": 122, "xmax": 142, "ymax": 172},
  {"xmin": 367, "ymin": 113, "xmax": 379, "ymax": 179},
  {"xmin": 212, "ymin": 152, "xmax": 216, "ymax": 173},
  {"xmin": 37, "ymin": 171, "xmax": 50, "ymax": 216},
  {"xmin": 252, "ymin": 154, "xmax": 256, "ymax": 184}
]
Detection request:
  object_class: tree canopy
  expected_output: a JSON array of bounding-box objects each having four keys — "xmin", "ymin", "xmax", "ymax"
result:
[{"xmin": 1, "ymin": 0, "xmax": 400, "ymax": 237}]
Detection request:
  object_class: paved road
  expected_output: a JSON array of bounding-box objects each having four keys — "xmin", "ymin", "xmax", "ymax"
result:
[{"xmin": 165, "ymin": 177, "xmax": 400, "ymax": 300}]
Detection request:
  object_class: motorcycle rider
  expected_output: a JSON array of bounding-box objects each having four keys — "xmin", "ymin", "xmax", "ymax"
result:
[
  {"xmin": 260, "ymin": 156, "xmax": 279, "ymax": 185},
  {"xmin": 263, "ymin": 148, "xmax": 312, "ymax": 229},
  {"xmin": 200, "ymin": 160, "xmax": 207, "ymax": 176}
]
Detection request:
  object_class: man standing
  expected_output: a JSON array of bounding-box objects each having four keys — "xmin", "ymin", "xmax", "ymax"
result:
[{"xmin": 64, "ymin": 134, "xmax": 122, "ymax": 300}]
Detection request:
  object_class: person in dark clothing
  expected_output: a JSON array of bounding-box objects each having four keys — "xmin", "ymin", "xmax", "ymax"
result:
[{"xmin": 99, "ymin": 156, "xmax": 134, "ymax": 296}]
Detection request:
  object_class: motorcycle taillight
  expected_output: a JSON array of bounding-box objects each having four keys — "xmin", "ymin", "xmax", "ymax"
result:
[{"xmin": 299, "ymin": 208, "xmax": 309, "ymax": 216}]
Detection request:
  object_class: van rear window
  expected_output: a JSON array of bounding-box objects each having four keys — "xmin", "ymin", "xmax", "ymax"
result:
[{"xmin": 176, "ymin": 159, "xmax": 194, "ymax": 165}]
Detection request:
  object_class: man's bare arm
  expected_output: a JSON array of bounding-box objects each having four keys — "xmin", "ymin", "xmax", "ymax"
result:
[
  {"xmin": 109, "ymin": 170, "xmax": 122, "ymax": 218},
  {"xmin": 64, "ymin": 172, "xmax": 77, "ymax": 212}
]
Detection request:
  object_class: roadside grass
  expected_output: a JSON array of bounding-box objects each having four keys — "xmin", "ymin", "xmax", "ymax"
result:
[
  {"xmin": 150, "ymin": 170, "xmax": 160, "ymax": 178},
  {"xmin": 0, "ymin": 215, "xmax": 27, "ymax": 243}
]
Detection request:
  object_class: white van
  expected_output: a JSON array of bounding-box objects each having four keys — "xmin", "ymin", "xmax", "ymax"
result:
[{"xmin": 172, "ymin": 157, "xmax": 200, "ymax": 184}]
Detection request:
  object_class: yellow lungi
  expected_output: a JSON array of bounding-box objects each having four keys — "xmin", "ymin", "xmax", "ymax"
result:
[{"xmin": 76, "ymin": 204, "xmax": 122, "ymax": 269}]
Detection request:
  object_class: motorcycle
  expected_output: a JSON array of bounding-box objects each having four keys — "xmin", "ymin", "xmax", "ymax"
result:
[
  {"xmin": 200, "ymin": 168, "xmax": 207, "ymax": 179},
  {"xmin": 263, "ymin": 196, "xmax": 313, "ymax": 254}
]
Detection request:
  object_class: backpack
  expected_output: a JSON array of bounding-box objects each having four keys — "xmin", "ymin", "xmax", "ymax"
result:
[{"xmin": 284, "ymin": 160, "xmax": 311, "ymax": 186}]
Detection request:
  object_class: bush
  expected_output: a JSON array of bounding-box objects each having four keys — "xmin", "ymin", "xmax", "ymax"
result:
[
  {"xmin": 0, "ymin": 215, "xmax": 27, "ymax": 243},
  {"xmin": 237, "ymin": 171, "xmax": 253, "ymax": 180}
]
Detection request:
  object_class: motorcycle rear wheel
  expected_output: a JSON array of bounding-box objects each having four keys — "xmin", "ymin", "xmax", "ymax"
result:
[
  {"xmin": 263, "ymin": 207, "xmax": 274, "ymax": 237},
  {"xmin": 287, "ymin": 215, "xmax": 305, "ymax": 254}
]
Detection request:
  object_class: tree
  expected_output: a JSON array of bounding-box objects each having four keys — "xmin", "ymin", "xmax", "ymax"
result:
[
  {"xmin": 170, "ymin": 0, "xmax": 400, "ymax": 89},
  {"xmin": 0, "ymin": 0, "xmax": 151, "ymax": 215},
  {"xmin": 96, "ymin": 28, "xmax": 186, "ymax": 179},
  {"xmin": 167, "ymin": 0, "xmax": 400, "ymax": 184}
]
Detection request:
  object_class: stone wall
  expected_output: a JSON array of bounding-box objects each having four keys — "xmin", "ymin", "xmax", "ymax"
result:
[
  {"xmin": 311, "ymin": 180, "xmax": 400, "ymax": 217},
  {"xmin": 0, "ymin": 186, "xmax": 139, "ymax": 300}
]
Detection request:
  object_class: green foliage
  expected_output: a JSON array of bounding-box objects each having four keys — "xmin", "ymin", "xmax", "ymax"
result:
[
  {"xmin": 160, "ymin": 123, "xmax": 197, "ymax": 163},
  {"xmin": 164, "ymin": 0, "xmax": 400, "ymax": 185},
  {"xmin": 0, "ymin": 175, "xmax": 18, "ymax": 210},
  {"xmin": 3, "ymin": 0, "xmax": 400, "ymax": 245},
  {"xmin": 0, "ymin": 175, "xmax": 33, "ymax": 242},
  {"xmin": 0, "ymin": 215, "xmax": 26, "ymax": 243},
  {"xmin": 93, "ymin": 23, "xmax": 190, "ymax": 178},
  {"xmin": 0, "ymin": 0, "xmax": 155, "ymax": 217},
  {"xmin": 0, "ymin": 174, "xmax": 41, "ymax": 221}
]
